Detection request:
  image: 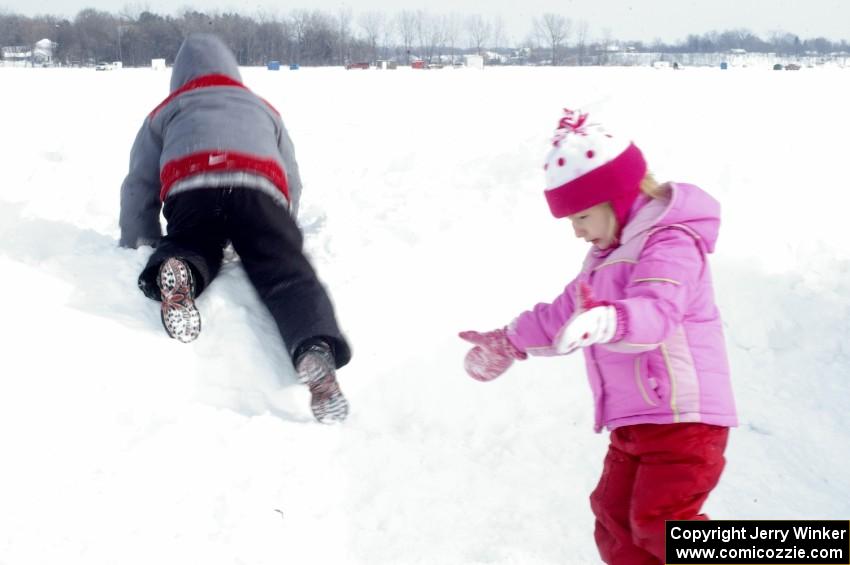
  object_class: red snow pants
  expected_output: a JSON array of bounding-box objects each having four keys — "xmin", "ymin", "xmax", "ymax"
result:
[{"xmin": 590, "ymin": 423, "xmax": 729, "ymax": 565}]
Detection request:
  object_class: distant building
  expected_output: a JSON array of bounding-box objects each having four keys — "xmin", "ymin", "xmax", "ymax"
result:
[
  {"xmin": 2, "ymin": 45, "xmax": 28, "ymax": 62},
  {"xmin": 484, "ymin": 51, "xmax": 508, "ymax": 64},
  {"xmin": 1, "ymin": 39, "xmax": 56, "ymax": 66},
  {"xmin": 464, "ymin": 54, "xmax": 484, "ymax": 69},
  {"xmin": 34, "ymin": 39, "xmax": 56, "ymax": 64}
]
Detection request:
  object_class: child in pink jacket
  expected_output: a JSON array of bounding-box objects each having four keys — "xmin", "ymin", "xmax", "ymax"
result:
[{"xmin": 460, "ymin": 109, "xmax": 737, "ymax": 565}]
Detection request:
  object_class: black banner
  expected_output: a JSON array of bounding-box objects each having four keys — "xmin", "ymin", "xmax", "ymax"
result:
[{"xmin": 666, "ymin": 520, "xmax": 850, "ymax": 564}]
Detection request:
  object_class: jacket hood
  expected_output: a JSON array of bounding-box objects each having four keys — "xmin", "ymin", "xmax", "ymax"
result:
[
  {"xmin": 170, "ymin": 34, "xmax": 242, "ymax": 92},
  {"xmin": 621, "ymin": 183, "xmax": 721, "ymax": 253}
]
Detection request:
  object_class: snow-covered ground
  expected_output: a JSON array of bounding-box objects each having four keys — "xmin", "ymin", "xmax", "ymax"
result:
[{"xmin": 1, "ymin": 65, "xmax": 849, "ymax": 564}]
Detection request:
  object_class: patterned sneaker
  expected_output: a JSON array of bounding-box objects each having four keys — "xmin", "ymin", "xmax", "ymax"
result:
[
  {"xmin": 296, "ymin": 342, "xmax": 349, "ymax": 424},
  {"xmin": 158, "ymin": 257, "xmax": 201, "ymax": 343}
]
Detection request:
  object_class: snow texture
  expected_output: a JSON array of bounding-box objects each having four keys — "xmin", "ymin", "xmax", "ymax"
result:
[{"xmin": 1, "ymin": 65, "xmax": 849, "ymax": 564}]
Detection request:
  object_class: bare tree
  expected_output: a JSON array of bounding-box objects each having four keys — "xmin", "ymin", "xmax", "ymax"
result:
[
  {"xmin": 254, "ymin": 13, "xmax": 287, "ymax": 63},
  {"xmin": 395, "ymin": 10, "xmax": 416, "ymax": 63},
  {"xmin": 651, "ymin": 37, "xmax": 665, "ymax": 53},
  {"xmin": 335, "ymin": 6, "xmax": 352, "ymax": 65},
  {"xmin": 490, "ymin": 15, "xmax": 505, "ymax": 51},
  {"xmin": 52, "ymin": 18, "xmax": 77, "ymax": 64},
  {"xmin": 443, "ymin": 13, "xmax": 461, "ymax": 64},
  {"xmin": 414, "ymin": 11, "xmax": 426, "ymax": 61},
  {"xmin": 358, "ymin": 11, "xmax": 384, "ymax": 63},
  {"xmin": 179, "ymin": 9, "xmax": 214, "ymax": 35},
  {"xmin": 804, "ymin": 36, "xmax": 832, "ymax": 55},
  {"xmin": 214, "ymin": 13, "xmax": 260, "ymax": 65},
  {"xmin": 415, "ymin": 12, "xmax": 444, "ymax": 64},
  {"xmin": 466, "ymin": 14, "xmax": 489, "ymax": 55},
  {"xmin": 433, "ymin": 14, "xmax": 450, "ymax": 63},
  {"xmin": 716, "ymin": 28, "xmax": 767, "ymax": 52},
  {"xmin": 288, "ymin": 10, "xmax": 309, "ymax": 65},
  {"xmin": 520, "ymin": 27, "xmax": 541, "ymax": 64},
  {"xmin": 302, "ymin": 10, "xmax": 335, "ymax": 66},
  {"xmin": 8, "ymin": 6, "xmax": 842, "ymax": 70},
  {"xmin": 575, "ymin": 19, "xmax": 589, "ymax": 65},
  {"xmin": 379, "ymin": 16, "xmax": 395, "ymax": 61},
  {"xmin": 74, "ymin": 9, "xmax": 117, "ymax": 64},
  {"xmin": 534, "ymin": 13, "xmax": 570, "ymax": 65},
  {"xmin": 598, "ymin": 26, "xmax": 613, "ymax": 65},
  {"xmin": 768, "ymin": 30, "xmax": 796, "ymax": 55}
]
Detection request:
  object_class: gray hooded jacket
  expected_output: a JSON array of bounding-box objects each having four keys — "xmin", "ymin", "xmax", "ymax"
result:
[{"xmin": 119, "ymin": 34, "xmax": 302, "ymax": 248}]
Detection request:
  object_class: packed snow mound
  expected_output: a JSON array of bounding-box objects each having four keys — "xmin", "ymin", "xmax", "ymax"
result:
[{"xmin": 1, "ymin": 65, "xmax": 848, "ymax": 564}]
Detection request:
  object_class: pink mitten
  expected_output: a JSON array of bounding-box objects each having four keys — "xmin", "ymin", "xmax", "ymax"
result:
[{"xmin": 459, "ymin": 328, "xmax": 528, "ymax": 382}]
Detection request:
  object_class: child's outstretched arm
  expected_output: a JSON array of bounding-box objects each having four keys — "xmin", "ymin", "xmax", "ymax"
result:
[
  {"xmin": 119, "ymin": 117, "xmax": 164, "ymax": 248},
  {"xmin": 458, "ymin": 278, "xmax": 581, "ymax": 380},
  {"xmin": 507, "ymin": 277, "xmax": 581, "ymax": 356},
  {"xmin": 606, "ymin": 228, "xmax": 705, "ymax": 350}
]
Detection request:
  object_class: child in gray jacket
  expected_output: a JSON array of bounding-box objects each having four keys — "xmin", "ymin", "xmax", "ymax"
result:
[{"xmin": 119, "ymin": 34, "xmax": 350, "ymax": 423}]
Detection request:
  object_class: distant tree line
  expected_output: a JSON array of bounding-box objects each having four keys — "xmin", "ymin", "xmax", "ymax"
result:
[{"xmin": 1, "ymin": 7, "xmax": 848, "ymax": 67}]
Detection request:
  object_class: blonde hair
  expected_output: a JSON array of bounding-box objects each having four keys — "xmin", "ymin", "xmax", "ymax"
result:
[
  {"xmin": 602, "ymin": 173, "xmax": 666, "ymax": 242},
  {"xmin": 640, "ymin": 173, "xmax": 669, "ymax": 199},
  {"xmin": 597, "ymin": 173, "xmax": 667, "ymax": 242}
]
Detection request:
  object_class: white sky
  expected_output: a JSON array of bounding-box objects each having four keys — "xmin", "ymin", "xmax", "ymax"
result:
[{"xmin": 6, "ymin": 0, "xmax": 850, "ymax": 44}]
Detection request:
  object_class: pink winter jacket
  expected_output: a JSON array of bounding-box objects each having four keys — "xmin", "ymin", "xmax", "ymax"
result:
[{"xmin": 507, "ymin": 183, "xmax": 738, "ymax": 432}]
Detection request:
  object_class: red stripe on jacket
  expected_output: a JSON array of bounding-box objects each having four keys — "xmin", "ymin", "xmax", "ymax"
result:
[
  {"xmin": 150, "ymin": 74, "xmax": 287, "ymax": 202},
  {"xmin": 159, "ymin": 151, "xmax": 289, "ymax": 203},
  {"xmin": 149, "ymin": 73, "xmax": 280, "ymax": 118}
]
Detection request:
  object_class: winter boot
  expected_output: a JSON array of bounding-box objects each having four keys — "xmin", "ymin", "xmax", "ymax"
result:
[
  {"xmin": 295, "ymin": 340, "xmax": 349, "ymax": 424},
  {"xmin": 158, "ymin": 257, "xmax": 201, "ymax": 343}
]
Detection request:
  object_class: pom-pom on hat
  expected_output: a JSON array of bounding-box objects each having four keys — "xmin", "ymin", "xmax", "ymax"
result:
[{"xmin": 543, "ymin": 109, "xmax": 647, "ymax": 226}]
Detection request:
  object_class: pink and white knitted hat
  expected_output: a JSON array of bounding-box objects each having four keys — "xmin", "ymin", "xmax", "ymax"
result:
[{"xmin": 543, "ymin": 109, "xmax": 647, "ymax": 225}]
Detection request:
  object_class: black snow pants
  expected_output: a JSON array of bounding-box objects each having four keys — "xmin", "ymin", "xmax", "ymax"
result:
[{"xmin": 138, "ymin": 187, "xmax": 351, "ymax": 368}]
